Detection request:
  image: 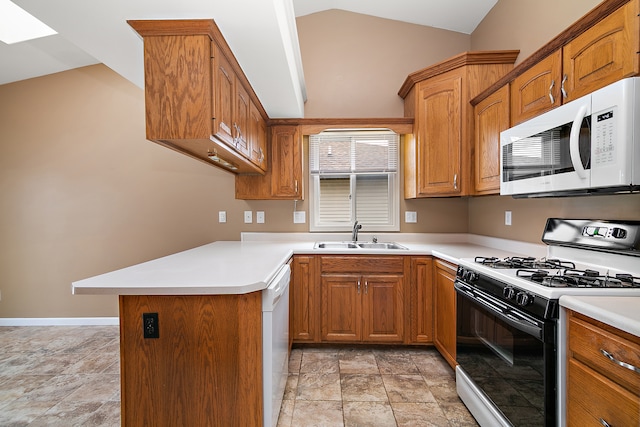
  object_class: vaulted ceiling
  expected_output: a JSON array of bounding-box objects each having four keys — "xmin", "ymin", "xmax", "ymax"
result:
[{"xmin": 2, "ymin": 0, "xmax": 497, "ymax": 117}]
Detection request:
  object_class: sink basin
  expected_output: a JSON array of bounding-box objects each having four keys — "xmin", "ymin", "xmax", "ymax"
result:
[
  {"xmin": 313, "ymin": 241, "xmax": 408, "ymax": 250},
  {"xmin": 357, "ymin": 242, "xmax": 408, "ymax": 250},
  {"xmin": 314, "ymin": 242, "xmax": 359, "ymax": 249}
]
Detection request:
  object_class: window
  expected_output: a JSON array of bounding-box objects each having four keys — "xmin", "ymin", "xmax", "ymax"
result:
[{"xmin": 309, "ymin": 129, "xmax": 399, "ymax": 232}]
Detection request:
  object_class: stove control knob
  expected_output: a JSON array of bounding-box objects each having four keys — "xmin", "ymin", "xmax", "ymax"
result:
[
  {"xmin": 463, "ymin": 271, "xmax": 478, "ymax": 282},
  {"xmin": 503, "ymin": 287, "xmax": 517, "ymax": 300},
  {"xmin": 516, "ymin": 292, "xmax": 533, "ymax": 306}
]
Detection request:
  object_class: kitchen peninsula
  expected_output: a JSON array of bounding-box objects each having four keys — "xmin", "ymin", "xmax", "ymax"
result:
[{"xmin": 72, "ymin": 234, "xmax": 542, "ymax": 426}]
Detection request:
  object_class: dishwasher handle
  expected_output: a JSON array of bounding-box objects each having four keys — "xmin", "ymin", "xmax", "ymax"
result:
[{"xmin": 263, "ymin": 264, "xmax": 291, "ymax": 311}]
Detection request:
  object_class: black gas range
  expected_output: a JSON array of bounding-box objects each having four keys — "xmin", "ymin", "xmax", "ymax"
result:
[{"xmin": 454, "ymin": 218, "xmax": 640, "ymax": 427}]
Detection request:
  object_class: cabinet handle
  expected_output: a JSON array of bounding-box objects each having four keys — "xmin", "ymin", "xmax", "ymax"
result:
[
  {"xmin": 600, "ymin": 348, "xmax": 640, "ymax": 373},
  {"xmin": 357, "ymin": 279, "xmax": 361, "ymax": 294},
  {"xmin": 599, "ymin": 419, "xmax": 612, "ymax": 427},
  {"xmin": 259, "ymin": 148, "xmax": 265, "ymax": 163},
  {"xmin": 453, "ymin": 174, "xmax": 458, "ymax": 190},
  {"xmin": 549, "ymin": 79, "xmax": 555, "ymax": 104},
  {"xmin": 294, "ymin": 180, "xmax": 299, "ymax": 194},
  {"xmin": 561, "ymin": 74, "xmax": 568, "ymax": 99},
  {"xmin": 364, "ymin": 280, "xmax": 368, "ymax": 294},
  {"xmin": 219, "ymin": 65, "xmax": 230, "ymax": 80}
]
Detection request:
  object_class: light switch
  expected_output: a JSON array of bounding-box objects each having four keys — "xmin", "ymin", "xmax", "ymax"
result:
[
  {"xmin": 505, "ymin": 211, "xmax": 512, "ymax": 226},
  {"xmin": 293, "ymin": 211, "xmax": 306, "ymax": 224},
  {"xmin": 405, "ymin": 211, "xmax": 417, "ymax": 223},
  {"xmin": 218, "ymin": 211, "xmax": 226, "ymax": 223},
  {"xmin": 256, "ymin": 211, "xmax": 265, "ymax": 224},
  {"xmin": 244, "ymin": 211, "xmax": 253, "ymax": 224}
]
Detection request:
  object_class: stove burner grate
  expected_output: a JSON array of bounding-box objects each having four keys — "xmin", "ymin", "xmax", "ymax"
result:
[
  {"xmin": 516, "ymin": 268, "xmax": 640, "ymax": 288},
  {"xmin": 474, "ymin": 256, "xmax": 576, "ymax": 270}
]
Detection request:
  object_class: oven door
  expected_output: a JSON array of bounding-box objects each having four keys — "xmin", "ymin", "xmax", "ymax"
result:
[{"xmin": 455, "ymin": 280, "xmax": 556, "ymax": 427}]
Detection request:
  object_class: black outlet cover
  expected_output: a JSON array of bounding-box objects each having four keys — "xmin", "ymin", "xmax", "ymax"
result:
[{"xmin": 142, "ymin": 312, "xmax": 159, "ymax": 339}]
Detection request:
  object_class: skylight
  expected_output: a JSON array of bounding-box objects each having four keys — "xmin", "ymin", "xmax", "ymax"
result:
[{"xmin": 0, "ymin": 0, "xmax": 57, "ymax": 44}]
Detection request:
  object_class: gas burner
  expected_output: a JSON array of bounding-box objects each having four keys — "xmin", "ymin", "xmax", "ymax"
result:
[
  {"xmin": 516, "ymin": 267, "xmax": 640, "ymax": 288},
  {"xmin": 475, "ymin": 256, "xmax": 575, "ymax": 270}
]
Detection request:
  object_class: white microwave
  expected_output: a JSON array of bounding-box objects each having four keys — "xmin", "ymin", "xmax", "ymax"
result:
[{"xmin": 500, "ymin": 77, "xmax": 640, "ymax": 197}]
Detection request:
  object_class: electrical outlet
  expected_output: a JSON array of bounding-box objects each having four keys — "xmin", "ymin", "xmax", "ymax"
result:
[
  {"xmin": 244, "ymin": 211, "xmax": 253, "ymax": 223},
  {"xmin": 505, "ymin": 211, "xmax": 512, "ymax": 226},
  {"xmin": 405, "ymin": 211, "xmax": 417, "ymax": 223},
  {"xmin": 256, "ymin": 211, "xmax": 265, "ymax": 224},
  {"xmin": 218, "ymin": 211, "xmax": 226, "ymax": 223},
  {"xmin": 142, "ymin": 313, "xmax": 159, "ymax": 339},
  {"xmin": 293, "ymin": 211, "xmax": 305, "ymax": 224}
]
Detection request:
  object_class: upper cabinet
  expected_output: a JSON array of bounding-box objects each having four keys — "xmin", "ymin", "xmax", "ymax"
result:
[
  {"xmin": 128, "ymin": 19, "xmax": 267, "ymax": 174},
  {"xmin": 235, "ymin": 125, "xmax": 303, "ymax": 200},
  {"xmin": 511, "ymin": 0, "xmax": 639, "ymax": 125},
  {"xmin": 400, "ymin": 51, "xmax": 519, "ymax": 198}
]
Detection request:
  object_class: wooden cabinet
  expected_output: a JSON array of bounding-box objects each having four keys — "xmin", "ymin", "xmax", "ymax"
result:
[
  {"xmin": 400, "ymin": 51, "xmax": 518, "ymax": 198},
  {"xmin": 567, "ymin": 310, "xmax": 640, "ymax": 426},
  {"xmin": 248, "ymin": 102, "xmax": 267, "ymax": 170},
  {"xmin": 235, "ymin": 125, "xmax": 303, "ymax": 200},
  {"xmin": 473, "ymin": 84, "xmax": 510, "ymax": 194},
  {"xmin": 320, "ymin": 256, "xmax": 406, "ymax": 343},
  {"xmin": 510, "ymin": 0, "xmax": 639, "ymax": 125},
  {"xmin": 291, "ymin": 255, "xmax": 319, "ymax": 343},
  {"xmin": 409, "ymin": 257, "xmax": 433, "ymax": 344},
  {"xmin": 128, "ymin": 19, "xmax": 267, "ymax": 174},
  {"xmin": 433, "ymin": 259, "xmax": 457, "ymax": 368},
  {"xmin": 119, "ymin": 293, "xmax": 263, "ymax": 426}
]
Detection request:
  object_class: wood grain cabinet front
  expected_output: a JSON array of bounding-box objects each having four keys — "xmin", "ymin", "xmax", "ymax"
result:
[
  {"xmin": 235, "ymin": 125, "xmax": 303, "ymax": 200},
  {"xmin": 566, "ymin": 310, "xmax": 640, "ymax": 426},
  {"xmin": 433, "ymin": 259, "xmax": 457, "ymax": 368},
  {"xmin": 128, "ymin": 19, "xmax": 267, "ymax": 174},
  {"xmin": 409, "ymin": 257, "xmax": 433, "ymax": 344},
  {"xmin": 510, "ymin": 0, "xmax": 639, "ymax": 125},
  {"xmin": 473, "ymin": 84, "xmax": 510, "ymax": 194},
  {"xmin": 400, "ymin": 51, "xmax": 518, "ymax": 198},
  {"xmin": 291, "ymin": 255, "xmax": 320, "ymax": 343},
  {"xmin": 320, "ymin": 256, "xmax": 407, "ymax": 343}
]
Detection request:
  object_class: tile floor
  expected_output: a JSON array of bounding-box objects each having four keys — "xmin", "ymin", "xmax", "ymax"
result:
[{"xmin": 0, "ymin": 326, "xmax": 477, "ymax": 427}]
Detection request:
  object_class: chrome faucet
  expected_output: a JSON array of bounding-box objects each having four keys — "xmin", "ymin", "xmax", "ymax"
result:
[{"xmin": 352, "ymin": 221, "xmax": 362, "ymax": 242}]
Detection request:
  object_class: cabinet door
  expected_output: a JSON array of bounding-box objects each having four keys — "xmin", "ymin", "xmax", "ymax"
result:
[
  {"xmin": 474, "ymin": 85, "xmax": 509, "ymax": 194},
  {"xmin": 562, "ymin": 0, "xmax": 640, "ymax": 102},
  {"xmin": 249, "ymin": 102, "xmax": 267, "ymax": 171},
  {"xmin": 234, "ymin": 81, "xmax": 251, "ymax": 158},
  {"xmin": 144, "ymin": 35, "xmax": 212, "ymax": 140},
  {"xmin": 291, "ymin": 256, "xmax": 319, "ymax": 343},
  {"xmin": 510, "ymin": 50, "xmax": 562, "ymax": 125},
  {"xmin": 271, "ymin": 125, "xmax": 303, "ymax": 199},
  {"xmin": 362, "ymin": 275, "xmax": 404, "ymax": 343},
  {"xmin": 416, "ymin": 75, "xmax": 462, "ymax": 196},
  {"xmin": 212, "ymin": 47, "xmax": 235, "ymax": 147},
  {"xmin": 433, "ymin": 259, "xmax": 457, "ymax": 368},
  {"xmin": 409, "ymin": 257, "xmax": 433, "ymax": 343},
  {"xmin": 321, "ymin": 275, "xmax": 361, "ymax": 342}
]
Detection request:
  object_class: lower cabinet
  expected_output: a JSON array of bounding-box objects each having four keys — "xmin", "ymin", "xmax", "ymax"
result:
[
  {"xmin": 320, "ymin": 256, "xmax": 406, "ymax": 343},
  {"xmin": 566, "ymin": 310, "xmax": 640, "ymax": 427},
  {"xmin": 433, "ymin": 259, "xmax": 457, "ymax": 368},
  {"xmin": 409, "ymin": 257, "xmax": 433, "ymax": 343},
  {"xmin": 290, "ymin": 255, "xmax": 320, "ymax": 343}
]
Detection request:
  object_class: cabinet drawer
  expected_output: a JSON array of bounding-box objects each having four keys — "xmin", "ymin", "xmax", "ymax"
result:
[
  {"xmin": 568, "ymin": 313, "xmax": 640, "ymax": 393},
  {"xmin": 321, "ymin": 256, "xmax": 404, "ymax": 274},
  {"xmin": 567, "ymin": 358, "xmax": 639, "ymax": 427}
]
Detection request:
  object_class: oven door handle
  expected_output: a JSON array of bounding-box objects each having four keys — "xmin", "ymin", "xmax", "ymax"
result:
[{"xmin": 455, "ymin": 281, "xmax": 544, "ymax": 340}]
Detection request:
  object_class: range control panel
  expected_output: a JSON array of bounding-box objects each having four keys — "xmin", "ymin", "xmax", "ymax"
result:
[{"xmin": 542, "ymin": 218, "xmax": 640, "ymax": 253}]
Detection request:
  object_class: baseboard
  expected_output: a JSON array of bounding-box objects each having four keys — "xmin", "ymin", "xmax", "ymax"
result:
[{"xmin": 0, "ymin": 317, "xmax": 119, "ymax": 326}]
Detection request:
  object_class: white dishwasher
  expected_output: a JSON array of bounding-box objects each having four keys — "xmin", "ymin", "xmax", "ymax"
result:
[{"xmin": 262, "ymin": 263, "xmax": 291, "ymax": 427}]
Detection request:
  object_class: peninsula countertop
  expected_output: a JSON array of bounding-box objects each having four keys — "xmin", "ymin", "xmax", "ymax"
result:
[{"xmin": 72, "ymin": 234, "xmax": 545, "ymax": 296}]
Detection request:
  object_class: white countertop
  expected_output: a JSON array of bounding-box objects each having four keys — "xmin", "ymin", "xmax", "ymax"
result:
[
  {"xmin": 72, "ymin": 233, "xmax": 544, "ymax": 296},
  {"xmin": 560, "ymin": 295, "xmax": 640, "ymax": 337}
]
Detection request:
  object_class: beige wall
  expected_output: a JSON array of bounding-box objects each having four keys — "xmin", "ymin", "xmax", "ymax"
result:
[
  {"xmin": 471, "ymin": 0, "xmax": 602, "ymax": 64},
  {"xmin": 0, "ymin": 65, "xmax": 286, "ymax": 318},
  {"xmin": 297, "ymin": 9, "xmax": 471, "ymax": 118}
]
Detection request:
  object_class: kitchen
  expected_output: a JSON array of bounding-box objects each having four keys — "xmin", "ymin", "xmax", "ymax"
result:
[{"xmin": 1, "ymin": 0, "xmax": 640, "ymax": 425}]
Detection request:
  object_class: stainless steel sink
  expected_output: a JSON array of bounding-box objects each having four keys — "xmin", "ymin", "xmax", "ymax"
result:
[
  {"xmin": 357, "ymin": 242, "xmax": 408, "ymax": 250},
  {"xmin": 314, "ymin": 242, "xmax": 359, "ymax": 249},
  {"xmin": 314, "ymin": 241, "xmax": 408, "ymax": 250}
]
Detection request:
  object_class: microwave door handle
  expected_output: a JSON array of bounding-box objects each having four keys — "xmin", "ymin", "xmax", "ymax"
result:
[{"xmin": 570, "ymin": 104, "xmax": 589, "ymax": 179}]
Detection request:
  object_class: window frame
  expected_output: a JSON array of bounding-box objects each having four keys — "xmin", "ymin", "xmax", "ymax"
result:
[{"xmin": 308, "ymin": 130, "xmax": 400, "ymax": 233}]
